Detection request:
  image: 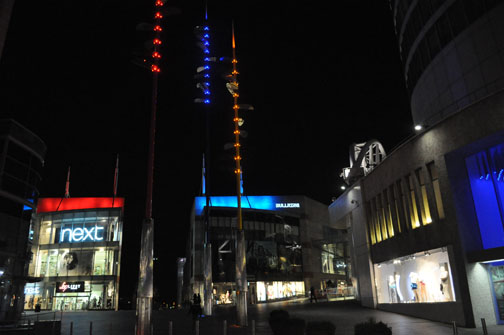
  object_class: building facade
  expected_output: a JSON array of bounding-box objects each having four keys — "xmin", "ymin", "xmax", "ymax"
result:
[
  {"xmin": 327, "ymin": 0, "xmax": 504, "ymax": 328},
  {"xmin": 24, "ymin": 197, "xmax": 124, "ymax": 311},
  {"xmin": 0, "ymin": 119, "xmax": 46, "ymax": 322},
  {"xmin": 184, "ymin": 195, "xmax": 353, "ymax": 306}
]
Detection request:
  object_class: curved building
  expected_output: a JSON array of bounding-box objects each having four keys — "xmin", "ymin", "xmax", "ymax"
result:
[
  {"xmin": 392, "ymin": 0, "xmax": 504, "ymax": 127},
  {"xmin": 328, "ymin": 1, "xmax": 504, "ymax": 329}
]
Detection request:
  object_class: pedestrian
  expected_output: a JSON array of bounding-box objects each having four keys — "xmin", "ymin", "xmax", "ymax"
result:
[{"xmin": 310, "ymin": 286, "xmax": 317, "ymax": 303}]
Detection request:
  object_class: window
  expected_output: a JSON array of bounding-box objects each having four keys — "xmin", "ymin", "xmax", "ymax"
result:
[
  {"xmin": 397, "ymin": 179, "xmax": 411, "ymax": 230},
  {"xmin": 383, "ymin": 190, "xmax": 395, "ymax": 238},
  {"xmin": 408, "ymin": 174, "xmax": 421, "ymax": 229},
  {"xmin": 370, "ymin": 199, "xmax": 382, "ymax": 242},
  {"xmin": 416, "ymin": 168, "xmax": 433, "ymax": 225},
  {"xmin": 427, "ymin": 162, "xmax": 445, "ymax": 219},
  {"xmin": 391, "ymin": 184, "xmax": 403, "ymax": 233},
  {"xmin": 366, "ymin": 203, "xmax": 377, "ymax": 245}
]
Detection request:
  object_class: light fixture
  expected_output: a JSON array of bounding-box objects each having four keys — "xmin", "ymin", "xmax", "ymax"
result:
[
  {"xmin": 414, "ymin": 124, "xmax": 422, "ymax": 131},
  {"xmin": 340, "ymin": 186, "xmax": 346, "ymax": 190}
]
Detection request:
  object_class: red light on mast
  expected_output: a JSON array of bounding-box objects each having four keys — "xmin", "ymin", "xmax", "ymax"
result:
[
  {"xmin": 154, "ymin": 25, "xmax": 162, "ymax": 32},
  {"xmin": 153, "ymin": 38, "xmax": 162, "ymax": 45},
  {"xmin": 152, "ymin": 51, "xmax": 161, "ymax": 59},
  {"xmin": 155, "ymin": 12, "xmax": 163, "ymax": 19},
  {"xmin": 151, "ymin": 65, "xmax": 161, "ymax": 73},
  {"xmin": 155, "ymin": 0, "xmax": 164, "ymax": 6}
]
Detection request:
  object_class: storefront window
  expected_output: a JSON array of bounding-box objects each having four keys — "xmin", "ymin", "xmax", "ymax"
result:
[
  {"xmin": 374, "ymin": 247, "xmax": 455, "ymax": 304},
  {"xmin": 321, "ymin": 244, "xmax": 347, "ymax": 275},
  {"xmin": 489, "ymin": 262, "xmax": 504, "ymax": 322},
  {"xmin": 256, "ymin": 281, "xmax": 305, "ymax": 302}
]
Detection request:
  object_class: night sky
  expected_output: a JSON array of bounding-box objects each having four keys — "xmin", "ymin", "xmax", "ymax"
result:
[{"xmin": 0, "ymin": 0, "xmax": 411, "ymax": 303}]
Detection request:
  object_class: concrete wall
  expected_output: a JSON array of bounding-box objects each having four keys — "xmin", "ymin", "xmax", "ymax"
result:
[
  {"xmin": 328, "ymin": 182, "xmax": 376, "ymax": 308},
  {"xmin": 466, "ymin": 263, "xmax": 497, "ymax": 326}
]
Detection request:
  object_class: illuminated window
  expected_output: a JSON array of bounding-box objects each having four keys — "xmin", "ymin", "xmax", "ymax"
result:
[
  {"xmin": 391, "ymin": 184, "xmax": 402, "ymax": 233},
  {"xmin": 397, "ymin": 179, "xmax": 411, "ymax": 231},
  {"xmin": 366, "ymin": 203, "xmax": 376, "ymax": 245},
  {"xmin": 427, "ymin": 162, "xmax": 445, "ymax": 220},
  {"xmin": 408, "ymin": 174, "xmax": 421, "ymax": 229},
  {"xmin": 383, "ymin": 190, "xmax": 394, "ymax": 238},
  {"xmin": 370, "ymin": 200, "xmax": 382, "ymax": 242},
  {"xmin": 416, "ymin": 168, "xmax": 432, "ymax": 225},
  {"xmin": 376, "ymin": 196, "xmax": 388, "ymax": 240}
]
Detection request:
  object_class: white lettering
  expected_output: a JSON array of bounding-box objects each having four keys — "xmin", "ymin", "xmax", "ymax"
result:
[
  {"xmin": 59, "ymin": 225, "xmax": 106, "ymax": 243},
  {"xmin": 60, "ymin": 228, "xmax": 72, "ymax": 242},
  {"xmin": 83, "ymin": 227, "xmax": 95, "ymax": 241},
  {"xmin": 72, "ymin": 228, "xmax": 84, "ymax": 241},
  {"xmin": 24, "ymin": 287, "xmax": 40, "ymax": 295},
  {"xmin": 94, "ymin": 226, "xmax": 104, "ymax": 241},
  {"xmin": 275, "ymin": 203, "xmax": 300, "ymax": 208}
]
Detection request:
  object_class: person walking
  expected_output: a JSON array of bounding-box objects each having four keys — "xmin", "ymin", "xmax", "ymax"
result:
[{"xmin": 310, "ymin": 286, "xmax": 317, "ymax": 303}]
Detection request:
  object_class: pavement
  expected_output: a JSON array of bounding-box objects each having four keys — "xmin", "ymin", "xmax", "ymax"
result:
[{"xmin": 20, "ymin": 299, "xmax": 503, "ymax": 335}]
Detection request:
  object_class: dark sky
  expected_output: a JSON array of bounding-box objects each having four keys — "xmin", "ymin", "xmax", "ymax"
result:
[{"xmin": 0, "ymin": 0, "xmax": 411, "ymax": 303}]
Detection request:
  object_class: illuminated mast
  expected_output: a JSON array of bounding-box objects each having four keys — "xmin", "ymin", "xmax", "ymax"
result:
[
  {"xmin": 229, "ymin": 22, "xmax": 248, "ymax": 327},
  {"xmin": 194, "ymin": 1, "xmax": 213, "ymax": 316},
  {"xmin": 136, "ymin": 0, "xmax": 164, "ymax": 334}
]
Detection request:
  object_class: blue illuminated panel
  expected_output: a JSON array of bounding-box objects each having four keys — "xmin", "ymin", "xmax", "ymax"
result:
[
  {"xmin": 195, "ymin": 196, "xmax": 301, "ymax": 215},
  {"xmin": 466, "ymin": 143, "xmax": 504, "ymax": 249}
]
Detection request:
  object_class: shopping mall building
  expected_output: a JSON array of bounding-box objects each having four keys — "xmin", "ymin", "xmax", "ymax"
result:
[
  {"xmin": 327, "ymin": 0, "xmax": 504, "ymax": 329},
  {"xmin": 183, "ymin": 195, "xmax": 353, "ymax": 305},
  {"xmin": 23, "ymin": 197, "xmax": 124, "ymax": 311}
]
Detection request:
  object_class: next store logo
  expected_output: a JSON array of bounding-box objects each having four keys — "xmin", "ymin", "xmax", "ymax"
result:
[{"xmin": 59, "ymin": 226, "xmax": 104, "ymax": 243}]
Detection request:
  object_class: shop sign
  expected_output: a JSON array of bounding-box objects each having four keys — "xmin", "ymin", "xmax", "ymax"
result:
[
  {"xmin": 275, "ymin": 203, "xmax": 300, "ymax": 208},
  {"xmin": 24, "ymin": 287, "xmax": 40, "ymax": 295},
  {"xmin": 59, "ymin": 226, "xmax": 104, "ymax": 243},
  {"xmin": 56, "ymin": 281, "xmax": 85, "ymax": 293}
]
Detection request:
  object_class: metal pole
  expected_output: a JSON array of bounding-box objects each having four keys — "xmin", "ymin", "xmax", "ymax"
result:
[
  {"xmin": 223, "ymin": 320, "xmax": 227, "ymax": 335},
  {"xmin": 90, "ymin": 321, "xmax": 93, "ymax": 335},
  {"xmin": 231, "ymin": 21, "xmax": 248, "ymax": 328},
  {"xmin": 195, "ymin": 320, "xmax": 199, "ymax": 335},
  {"xmin": 70, "ymin": 322, "xmax": 73, "ymax": 335},
  {"xmin": 481, "ymin": 318, "xmax": 488, "ymax": 335},
  {"xmin": 136, "ymin": 5, "xmax": 160, "ymax": 333},
  {"xmin": 168, "ymin": 321, "xmax": 173, "ymax": 335},
  {"xmin": 252, "ymin": 320, "xmax": 256, "ymax": 335},
  {"xmin": 452, "ymin": 321, "xmax": 457, "ymax": 335}
]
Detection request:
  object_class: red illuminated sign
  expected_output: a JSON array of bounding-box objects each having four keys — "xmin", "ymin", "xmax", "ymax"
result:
[{"xmin": 37, "ymin": 197, "xmax": 124, "ymax": 213}]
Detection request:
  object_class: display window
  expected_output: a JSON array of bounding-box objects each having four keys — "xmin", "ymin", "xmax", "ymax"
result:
[
  {"xmin": 34, "ymin": 248, "xmax": 116, "ymax": 277},
  {"xmin": 256, "ymin": 281, "xmax": 305, "ymax": 302},
  {"xmin": 374, "ymin": 247, "xmax": 455, "ymax": 304},
  {"xmin": 489, "ymin": 262, "xmax": 504, "ymax": 323}
]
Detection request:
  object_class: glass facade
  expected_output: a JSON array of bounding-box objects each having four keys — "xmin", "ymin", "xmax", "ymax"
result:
[
  {"xmin": 374, "ymin": 247, "xmax": 455, "ymax": 304},
  {"xmin": 466, "ymin": 142, "xmax": 504, "ymax": 249},
  {"xmin": 24, "ymin": 206, "xmax": 123, "ymax": 311},
  {"xmin": 256, "ymin": 281, "xmax": 305, "ymax": 302}
]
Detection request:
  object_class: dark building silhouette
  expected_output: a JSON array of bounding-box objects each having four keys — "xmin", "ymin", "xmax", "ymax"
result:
[{"xmin": 0, "ymin": 119, "xmax": 46, "ymax": 322}]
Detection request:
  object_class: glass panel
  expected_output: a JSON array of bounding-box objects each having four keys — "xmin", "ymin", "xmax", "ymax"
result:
[
  {"xmin": 374, "ymin": 248, "xmax": 455, "ymax": 303},
  {"xmin": 408, "ymin": 175, "xmax": 421, "ymax": 229},
  {"xmin": 417, "ymin": 168, "xmax": 432, "ymax": 225}
]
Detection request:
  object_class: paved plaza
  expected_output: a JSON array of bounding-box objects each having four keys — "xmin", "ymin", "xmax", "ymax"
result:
[{"xmin": 21, "ymin": 299, "xmax": 503, "ymax": 335}]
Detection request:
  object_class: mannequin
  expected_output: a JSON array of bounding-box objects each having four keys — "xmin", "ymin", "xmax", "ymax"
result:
[{"xmin": 409, "ymin": 272, "xmax": 420, "ymax": 302}]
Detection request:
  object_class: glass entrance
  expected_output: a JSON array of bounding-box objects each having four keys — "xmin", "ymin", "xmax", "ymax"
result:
[{"xmin": 54, "ymin": 296, "xmax": 89, "ymax": 311}]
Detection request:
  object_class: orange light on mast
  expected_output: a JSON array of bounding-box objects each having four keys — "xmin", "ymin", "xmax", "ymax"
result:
[
  {"xmin": 155, "ymin": 12, "xmax": 163, "ymax": 19},
  {"xmin": 151, "ymin": 65, "xmax": 161, "ymax": 73},
  {"xmin": 155, "ymin": 0, "xmax": 164, "ymax": 6},
  {"xmin": 153, "ymin": 39, "xmax": 162, "ymax": 45},
  {"xmin": 152, "ymin": 51, "xmax": 161, "ymax": 59},
  {"xmin": 154, "ymin": 25, "xmax": 162, "ymax": 32}
]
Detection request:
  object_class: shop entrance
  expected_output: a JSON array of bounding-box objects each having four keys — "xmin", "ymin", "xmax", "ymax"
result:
[
  {"xmin": 54, "ymin": 296, "xmax": 89, "ymax": 311},
  {"xmin": 489, "ymin": 263, "xmax": 504, "ymax": 324}
]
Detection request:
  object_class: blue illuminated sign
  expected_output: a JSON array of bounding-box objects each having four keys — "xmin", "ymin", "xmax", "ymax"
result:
[
  {"xmin": 59, "ymin": 226, "xmax": 105, "ymax": 243},
  {"xmin": 195, "ymin": 196, "xmax": 301, "ymax": 215}
]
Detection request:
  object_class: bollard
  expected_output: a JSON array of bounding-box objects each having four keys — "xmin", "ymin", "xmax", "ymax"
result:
[
  {"xmin": 252, "ymin": 320, "xmax": 256, "ymax": 335},
  {"xmin": 151, "ymin": 323, "xmax": 153, "ymax": 335},
  {"xmin": 481, "ymin": 318, "xmax": 488, "ymax": 335},
  {"xmin": 195, "ymin": 320, "xmax": 199, "ymax": 335},
  {"xmin": 223, "ymin": 320, "xmax": 227, "ymax": 335},
  {"xmin": 110, "ymin": 323, "xmax": 113, "ymax": 335},
  {"xmin": 37, "ymin": 314, "xmax": 39, "ymax": 322},
  {"xmin": 90, "ymin": 321, "xmax": 93, "ymax": 335},
  {"xmin": 169, "ymin": 321, "xmax": 173, "ymax": 335},
  {"xmin": 452, "ymin": 321, "xmax": 458, "ymax": 335},
  {"xmin": 54, "ymin": 312, "xmax": 57, "ymax": 320},
  {"xmin": 70, "ymin": 322, "xmax": 73, "ymax": 335}
]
